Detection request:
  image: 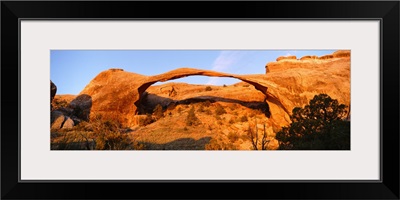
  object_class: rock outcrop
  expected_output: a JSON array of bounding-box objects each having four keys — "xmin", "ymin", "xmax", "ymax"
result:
[
  {"xmin": 276, "ymin": 55, "xmax": 297, "ymax": 61},
  {"xmin": 50, "ymin": 80, "xmax": 57, "ymax": 109},
  {"xmin": 50, "ymin": 110, "xmax": 75, "ymax": 129},
  {"xmin": 264, "ymin": 50, "xmax": 350, "ymax": 122},
  {"xmin": 51, "ymin": 110, "xmax": 65, "ymax": 129}
]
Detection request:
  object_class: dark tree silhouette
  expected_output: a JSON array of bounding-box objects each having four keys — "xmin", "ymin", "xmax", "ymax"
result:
[
  {"xmin": 276, "ymin": 94, "xmax": 350, "ymax": 150},
  {"xmin": 247, "ymin": 122, "xmax": 270, "ymax": 150}
]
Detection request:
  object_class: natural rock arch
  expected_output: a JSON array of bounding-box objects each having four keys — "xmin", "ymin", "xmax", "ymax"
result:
[
  {"xmin": 135, "ymin": 68, "xmax": 270, "ymax": 110},
  {"xmin": 75, "ymin": 68, "xmax": 275, "ymax": 127}
]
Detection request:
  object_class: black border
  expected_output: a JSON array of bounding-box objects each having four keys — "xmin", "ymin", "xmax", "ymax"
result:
[{"xmin": 2, "ymin": 1, "xmax": 399, "ymax": 199}]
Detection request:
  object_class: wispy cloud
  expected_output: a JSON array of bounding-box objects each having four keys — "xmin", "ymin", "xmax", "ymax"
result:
[{"xmin": 206, "ymin": 51, "xmax": 246, "ymax": 85}]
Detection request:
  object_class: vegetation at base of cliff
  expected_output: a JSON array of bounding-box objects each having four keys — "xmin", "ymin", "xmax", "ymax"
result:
[
  {"xmin": 186, "ymin": 106, "xmax": 200, "ymax": 126},
  {"xmin": 153, "ymin": 104, "xmax": 164, "ymax": 120},
  {"xmin": 51, "ymin": 115, "xmax": 145, "ymax": 150},
  {"xmin": 276, "ymin": 94, "xmax": 350, "ymax": 150}
]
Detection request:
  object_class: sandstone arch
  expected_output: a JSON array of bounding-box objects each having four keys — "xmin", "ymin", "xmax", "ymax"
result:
[{"xmin": 76, "ymin": 68, "xmax": 276, "ymax": 126}]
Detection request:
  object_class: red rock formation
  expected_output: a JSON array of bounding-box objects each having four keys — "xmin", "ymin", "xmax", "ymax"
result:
[
  {"xmin": 276, "ymin": 55, "xmax": 297, "ymax": 61},
  {"xmin": 300, "ymin": 55, "xmax": 318, "ymax": 60},
  {"xmin": 319, "ymin": 54, "xmax": 334, "ymax": 59},
  {"xmin": 74, "ymin": 68, "xmax": 273, "ymax": 126},
  {"xmin": 333, "ymin": 50, "xmax": 351, "ymax": 58}
]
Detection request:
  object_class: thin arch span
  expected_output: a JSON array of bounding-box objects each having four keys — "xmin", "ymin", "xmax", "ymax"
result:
[{"xmin": 134, "ymin": 68, "xmax": 270, "ymax": 114}]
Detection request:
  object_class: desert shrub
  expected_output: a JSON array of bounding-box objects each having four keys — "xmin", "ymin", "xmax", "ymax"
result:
[
  {"xmin": 53, "ymin": 99, "xmax": 68, "ymax": 109},
  {"xmin": 215, "ymin": 104, "xmax": 227, "ymax": 115},
  {"xmin": 51, "ymin": 131, "xmax": 96, "ymax": 150},
  {"xmin": 205, "ymin": 138, "xmax": 237, "ymax": 150},
  {"xmin": 205, "ymin": 86, "xmax": 212, "ymax": 91},
  {"xmin": 249, "ymin": 113, "xmax": 255, "ymax": 118},
  {"xmin": 276, "ymin": 94, "xmax": 350, "ymax": 150},
  {"xmin": 177, "ymin": 107, "xmax": 183, "ymax": 113},
  {"xmin": 203, "ymin": 100, "xmax": 211, "ymax": 107},
  {"xmin": 227, "ymin": 132, "xmax": 239, "ymax": 142},
  {"xmin": 240, "ymin": 115, "xmax": 248, "ymax": 122},
  {"xmin": 87, "ymin": 116, "xmax": 134, "ymax": 150},
  {"xmin": 247, "ymin": 122, "xmax": 269, "ymax": 150},
  {"xmin": 248, "ymin": 109, "xmax": 264, "ymax": 118},
  {"xmin": 167, "ymin": 102, "xmax": 177, "ymax": 110},
  {"xmin": 73, "ymin": 121, "xmax": 93, "ymax": 132},
  {"xmin": 186, "ymin": 106, "xmax": 200, "ymax": 126},
  {"xmin": 228, "ymin": 118, "xmax": 235, "ymax": 124},
  {"xmin": 223, "ymin": 84, "xmax": 227, "ymax": 87},
  {"xmin": 183, "ymin": 127, "xmax": 188, "ymax": 131},
  {"xmin": 153, "ymin": 104, "xmax": 164, "ymax": 120},
  {"xmin": 52, "ymin": 114, "xmax": 144, "ymax": 150},
  {"xmin": 197, "ymin": 104, "xmax": 205, "ymax": 112},
  {"xmin": 229, "ymin": 104, "xmax": 237, "ymax": 111},
  {"xmin": 139, "ymin": 114, "xmax": 154, "ymax": 126},
  {"xmin": 96, "ymin": 131, "xmax": 132, "ymax": 150}
]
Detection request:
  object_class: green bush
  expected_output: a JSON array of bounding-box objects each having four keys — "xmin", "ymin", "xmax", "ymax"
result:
[
  {"xmin": 186, "ymin": 106, "xmax": 200, "ymax": 126},
  {"xmin": 276, "ymin": 94, "xmax": 350, "ymax": 150},
  {"xmin": 215, "ymin": 104, "xmax": 227, "ymax": 115}
]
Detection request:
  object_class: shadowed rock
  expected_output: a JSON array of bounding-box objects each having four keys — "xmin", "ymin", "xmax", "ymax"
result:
[{"xmin": 51, "ymin": 80, "xmax": 57, "ymax": 109}]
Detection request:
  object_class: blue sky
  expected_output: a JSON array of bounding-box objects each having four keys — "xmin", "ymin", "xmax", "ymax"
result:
[{"xmin": 51, "ymin": 50, "xmax": 336, "ymax": 95}]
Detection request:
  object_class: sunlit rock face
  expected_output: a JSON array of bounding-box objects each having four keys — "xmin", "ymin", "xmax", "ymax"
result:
[{"xmin": 73, "ymin": 50, "xmax": 350, "ymax": 128}]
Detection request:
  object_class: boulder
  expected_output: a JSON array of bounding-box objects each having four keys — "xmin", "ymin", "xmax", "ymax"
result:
[
  {"xmin": 69, "ymin": 94, "xmax": 92, "ymax": 121},
  {"xmin": 62, "ymin": 117, "xmax": 75, "ymax": 129},
  {"xmin": 51, "ymin": 80, "xmax": 57, "ymax": 109},
  {"xmin": 51, "ymin": 111, "xmax": 65, "ymax": 129}
]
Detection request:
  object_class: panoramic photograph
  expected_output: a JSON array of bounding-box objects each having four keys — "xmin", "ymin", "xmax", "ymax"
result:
[{"xmin": 50, "ymin": 50, "xmax": 351, "ymax": 150}]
